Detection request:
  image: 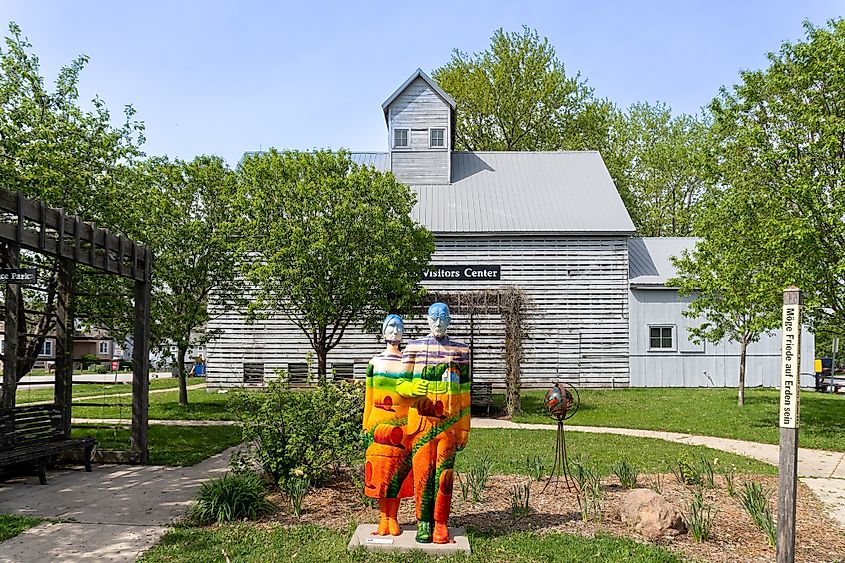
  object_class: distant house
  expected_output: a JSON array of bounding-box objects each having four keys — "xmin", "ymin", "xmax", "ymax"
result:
[
  {"xmin": 628, "ymin": 237, "xmax": 815, "ymax": 387},
  {"xmin": 0, "ymin": 323, "xmax": 119, "ymax": 370}
]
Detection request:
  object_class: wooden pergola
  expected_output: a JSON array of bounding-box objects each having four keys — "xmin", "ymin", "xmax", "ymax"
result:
[{"xmin": 0, "ymin": 189, "xmax": 152, "ymax": 463}]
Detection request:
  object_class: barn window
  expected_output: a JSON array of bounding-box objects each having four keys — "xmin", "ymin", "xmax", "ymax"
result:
[
  {"xmin": 648, "ymin": 326, "xmax": 674, "ymax": 350},
  {"xmin": 243, "ymin": 362, "xmax": 265, "ymax": 384},
  {"xmin": 393, "ymin": 128, "xmax": 409, "ymax": 148},
  {"xmin": 430, "ymin": 128, "xmax": 445, "ymax": 148}
]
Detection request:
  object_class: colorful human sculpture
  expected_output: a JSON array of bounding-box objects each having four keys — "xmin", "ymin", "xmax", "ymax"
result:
[
  {"xmin": 398, "ymin": 302, "xmax": 471, "ymax": 544},
  {"xmin": 362, "ymin": 314, "xmax": 414, "ymax": 536}
]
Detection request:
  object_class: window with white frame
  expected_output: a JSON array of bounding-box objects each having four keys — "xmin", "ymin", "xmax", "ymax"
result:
[
  {"xmin": 393, "ymin": 128, "xmax": 409, "ymax": 148},
  {"xmin": 99, "ymin": 341, "xmax": 109, "ymax": 355},
  {"xmin": 648, "ymin": 326, "xmax": 674, "ymax": 350},
  {"xmin": 430, "ymin": 128, "xmax": 445, "ymax": 148},
  {"xmin": 40, "ymin": 340, "xmax": 53, "ymax": 357}
]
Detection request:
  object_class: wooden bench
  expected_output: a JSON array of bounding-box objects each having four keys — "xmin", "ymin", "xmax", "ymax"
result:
[
  {"xmin": 471, "ymin": 381, "xmax": 493, "ymax": 415},
  {"xmin": 0, "ymin": 405, "xmax": 96, "ymax": 485}
]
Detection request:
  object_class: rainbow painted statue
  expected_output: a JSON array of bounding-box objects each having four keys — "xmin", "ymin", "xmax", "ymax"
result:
[{"xmin": 362, "ymin": 303, "xmax": 471, "ymax": 544}]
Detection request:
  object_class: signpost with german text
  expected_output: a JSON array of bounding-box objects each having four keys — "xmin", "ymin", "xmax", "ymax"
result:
[{"xmin": 777, "ymin": 286, "xmax": 801, "ymax": 563}]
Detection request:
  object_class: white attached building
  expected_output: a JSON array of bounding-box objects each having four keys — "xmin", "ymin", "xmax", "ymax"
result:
[
  {"xmin": 206, "ymin": 69, "xmax": 815, "ymax": 391},
  {"xmin": 628, "ymin": 237, "xmax": 815, "ymax": 387}
]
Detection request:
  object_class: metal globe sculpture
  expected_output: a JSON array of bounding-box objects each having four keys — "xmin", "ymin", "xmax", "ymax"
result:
[
  {"xmin": 543, "ymin": 382, "xmax": 579, "ymax": 421},
  {"xmin": 542, "ymin": 382, "xmax": 580, "ymax": 493}
]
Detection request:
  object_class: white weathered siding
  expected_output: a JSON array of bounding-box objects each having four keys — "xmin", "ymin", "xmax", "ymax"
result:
[
  {"xmin": 206, "ymin": 235, "xmax": 630, "ymax": 390},
  {"xmin": 388, "ymin": 77, "xmax": 450, "ymax": 185},
  {"xmin": 629, "ymin": 288, "xmax": 816, "ymax": 387}
]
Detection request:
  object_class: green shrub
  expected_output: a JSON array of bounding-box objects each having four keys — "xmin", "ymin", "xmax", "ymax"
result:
[
  {"xmin": 228, "ymin": 377, "xmax": 364, "ymax": 486},
  {"xmin": 190, "ymin": 472, "xmax": 274, "ymax": 524},
  {"xmin": 80, "ymin": 354, "xmax": 99, "ymax": 369},
  {"xmin": 672, "ymin": 451, "xmax": 702, "ymax": 486},
  {"xmin": 284, "ymin": 474, "xmax": 310, "ymax": 517}
]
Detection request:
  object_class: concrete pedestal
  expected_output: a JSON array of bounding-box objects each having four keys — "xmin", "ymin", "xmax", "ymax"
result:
[{"xmin": 347, "ymin": 524, "xmax": 471, "ymax": 555}]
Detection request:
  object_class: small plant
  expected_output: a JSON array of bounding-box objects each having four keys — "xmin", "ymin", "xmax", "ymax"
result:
[
  {"xmin": 511, "ymin": 482, "xmax": 531, "ymax": 519},
  {"xmin": 463, "ymin": 455, "xmax": 494, "ymax": 502},
  {"xmin": 570, "ymin": 455, "xmax": 603, "ymax": 522},
  {"xmin": 613, "ymin": 458, "xmax": 640, "ymax": 489},
  {"xmin": 721, "ymin": 465, "xmax": 736, "ymax": 497},
  {"xmin": 646, "ymin": 473, "xmax": 663, "ymax": 494},
  {"xmin": 684, "ymin": 489, "xmax": 717, "ymax": 543},
  {"xmin": 190, "ymin": 472, "xmax": 274, "ymax": 524},
  {"xmin": 739, "ymin": 481, "xmax": 776, "ymax": 547},
  {"xmin": 525, "ymin": 455, "xmax": 545, "ymax": 481},
  {"xmin": 673, "ymin": 451, "xmax": 702, "ymax": 486},
  {"xmin": 698, "ymin": 457, "xmax": 716, "ymax": 489},
  {"xmin": 284, "ymin": 473, "xmax": 310, "ymax": 517},
  {"xmin": 456, "ymin": 472, "xmax": 470, "ymax": 502}
]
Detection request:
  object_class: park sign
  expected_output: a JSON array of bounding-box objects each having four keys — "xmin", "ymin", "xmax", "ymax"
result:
[
  {"xmin": 0, "ymin": 268, "xmax": 37, "ymax": 284},
  {"xmin": 422, "ymin": 265, "xmax": 501, "ymax": 281},
  {"xmin": 779, "ymin": 293, "xmax": 802, "ymax": 429}
]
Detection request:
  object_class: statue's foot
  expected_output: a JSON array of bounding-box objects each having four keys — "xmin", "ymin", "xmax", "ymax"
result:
[
  {"xmin": 388, "ymin": 517, "xmax": 401, "ymax": 536},
  {"xmin": 433, "ymin": 522, "xmax": 450, "ymax": 544},
  {"xmin": 415, "ymin": 521, "xmax": 432, "ymax": 543},
  {"xmin": 375, "ymin": 515, "xmax": 391, "ymax": 536}
]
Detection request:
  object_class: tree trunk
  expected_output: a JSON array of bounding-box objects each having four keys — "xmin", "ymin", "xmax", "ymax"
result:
[
  {"xmin": 738, "ymin": 338, "xmax": 748, "ymax": 407},
  {"xmin": 316, "ymin": 347, "xmax": 328, "ymax": 385},
  {"xmin": 177, "ymin": 343, "xmax": 189, "ymax": 406}
]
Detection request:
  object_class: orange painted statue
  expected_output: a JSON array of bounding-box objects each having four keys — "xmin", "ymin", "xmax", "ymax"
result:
[
  {"xmin": 362, "ymin": 314, "xmax": 414, "ymax": 536},
  {"xmin": 398, "ymin": 302, "xmax": 471, "ymax": 544}
]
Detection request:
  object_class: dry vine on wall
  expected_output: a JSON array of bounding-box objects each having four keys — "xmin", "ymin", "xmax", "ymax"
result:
[{"xmin": 424, "ymin": 286, "xmax": 529, "ymax": 417}]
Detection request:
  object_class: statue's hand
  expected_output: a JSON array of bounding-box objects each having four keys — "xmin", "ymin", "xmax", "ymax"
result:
[{"xmin": 411, "ymin": 379, "xmax": 429, "ymax": 397}]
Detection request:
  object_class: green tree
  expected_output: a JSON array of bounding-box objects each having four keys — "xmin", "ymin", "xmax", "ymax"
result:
[
  {"xmin": 432, "ymin": 27, "xmax": 615, "ymax": 152},
  {"xmin": 668, "ymin": 188, "xmax": 784, "ymax": 406},
  {"xmin": 234, "ymin": 149, "xmax": 434, "ymax": 377},
  {"xmin": 606, "ymin": 102, "xmax": 710, "ymax": 236},
  {"xmin": 135, "ymin": 156, "xmax": 241, "ymax": 405},
  {"xmin": 0, "ymin": 22, "xmax": 143, "ymax": 401},
  {"xmin": 708, "ymin": 19, "xmax": 845, "ymax": 340}
]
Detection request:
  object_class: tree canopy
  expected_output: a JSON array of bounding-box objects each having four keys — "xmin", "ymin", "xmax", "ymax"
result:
[
  {"xmin": 606, "ymin": 102, "xmax": 710, "ymax": 237},
  {"xmin": 234, "ymin": 149, "xmax": 434, "ymax": 377},
  {"xmin": 433, "ymin": 26, "xmax": 614, "ymax": 153},
  {"xmin": 708, "ymin": 18, "xmax": 845, "ymax": 336}
]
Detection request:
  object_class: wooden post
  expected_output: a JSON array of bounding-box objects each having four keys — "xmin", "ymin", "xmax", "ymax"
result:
[
  {"xmin": 2, "ymin": 242, "xmax": 20, "ymax": 408},
  {"xmin": 131, "ymin": 249, "xmax": 151, "ymax": 464},
  {"xmin": 54, "ymin": 258, "xmax": 75, "ymax": 437},
  {"xmin": 777, "ymin": 286, "xmax": 802, "ymax": 563}
]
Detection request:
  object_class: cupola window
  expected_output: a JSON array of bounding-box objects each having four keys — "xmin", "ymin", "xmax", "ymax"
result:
[
  {"xmin": 430, "ymin": 128, "xmax": 445, "ymax": 148},
  {"xmin": 393, "ymin": 128, "xmax": 409, "ymax": 148}
]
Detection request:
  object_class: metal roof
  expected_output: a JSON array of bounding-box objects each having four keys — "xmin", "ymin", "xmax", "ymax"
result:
[
  {"xmin": 629, "ymin": 237, "xmax": 697, "ymax": 287},
  {"xmin": 381, "ymin": 68, "xmax": 457, "ymax": 120},
  {"xmin": 349, "ymin": 152, "xmax": 389, "ymax": 170},
  {"xmin": 381, "ymin": 151, "xmax": 633, "ymax": 234}
]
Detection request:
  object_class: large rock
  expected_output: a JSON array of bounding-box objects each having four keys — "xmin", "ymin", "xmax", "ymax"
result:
[{"xmin": 619, "ymin": 488, "xmax": 686, "ymax": 540}]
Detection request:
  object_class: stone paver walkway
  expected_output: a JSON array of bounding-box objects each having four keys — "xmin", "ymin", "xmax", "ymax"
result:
[
  {"xmin": 473, "ymin": 417, "xmax": 845, "ymax": 530},
  {"xmin": 0, "ymin": 446, "xmax": 237, "ymax": 562}
]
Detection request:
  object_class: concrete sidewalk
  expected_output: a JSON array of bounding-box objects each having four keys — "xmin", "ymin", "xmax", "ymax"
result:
[
  {"xmin": 473, "ymin": 417, "xmax": 845, "ymax": 529},
  {"xmin": 0, "ymin": 446, "xmax": 237, "ymax": 562}
]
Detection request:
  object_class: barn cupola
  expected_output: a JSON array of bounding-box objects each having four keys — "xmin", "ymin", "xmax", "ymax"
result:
[{"xmin": 382, "ymin": 68, "xmax": 456, "ymax": 185}]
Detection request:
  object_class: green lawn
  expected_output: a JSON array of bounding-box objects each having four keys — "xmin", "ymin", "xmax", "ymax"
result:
[
  {"xmin": 460, "ymin": 428, "xmax": 775, "ymax": 475},
  {"xmin": 0, "ymin": 514, "xmax": 42, "ymax": 542},
  {"xmin": 72, "ymin": 385, "xmax": 232, "ymax": 421},
  {"xmin": 138, "ymin": 523, "xmax": 682, "ymax": 563},
  {"xmin": 72, "ymin": 424, "xmax": 243, "ymax": 466},
  {"xmin": 15, "ymin": 377, "xmax": 203, "ymax": 405},
  {"xmin": 511, "ymin": 387, "xmax": 845, "ymax": 452}
]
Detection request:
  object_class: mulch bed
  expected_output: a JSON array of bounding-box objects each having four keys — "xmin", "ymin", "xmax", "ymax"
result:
[{"xmin": 267, "ymin": 470, "xmax": 845, "ymax": 562}]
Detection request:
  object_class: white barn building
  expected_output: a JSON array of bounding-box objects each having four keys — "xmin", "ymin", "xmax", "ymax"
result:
[{"xmin": 206, "ymin": 69, "xmax": 815, "ymax": 391}]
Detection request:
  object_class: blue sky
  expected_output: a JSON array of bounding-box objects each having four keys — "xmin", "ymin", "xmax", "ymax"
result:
[{"xmin": 4, "ymin": 1, "xmax": 843, "ymax": 165}]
